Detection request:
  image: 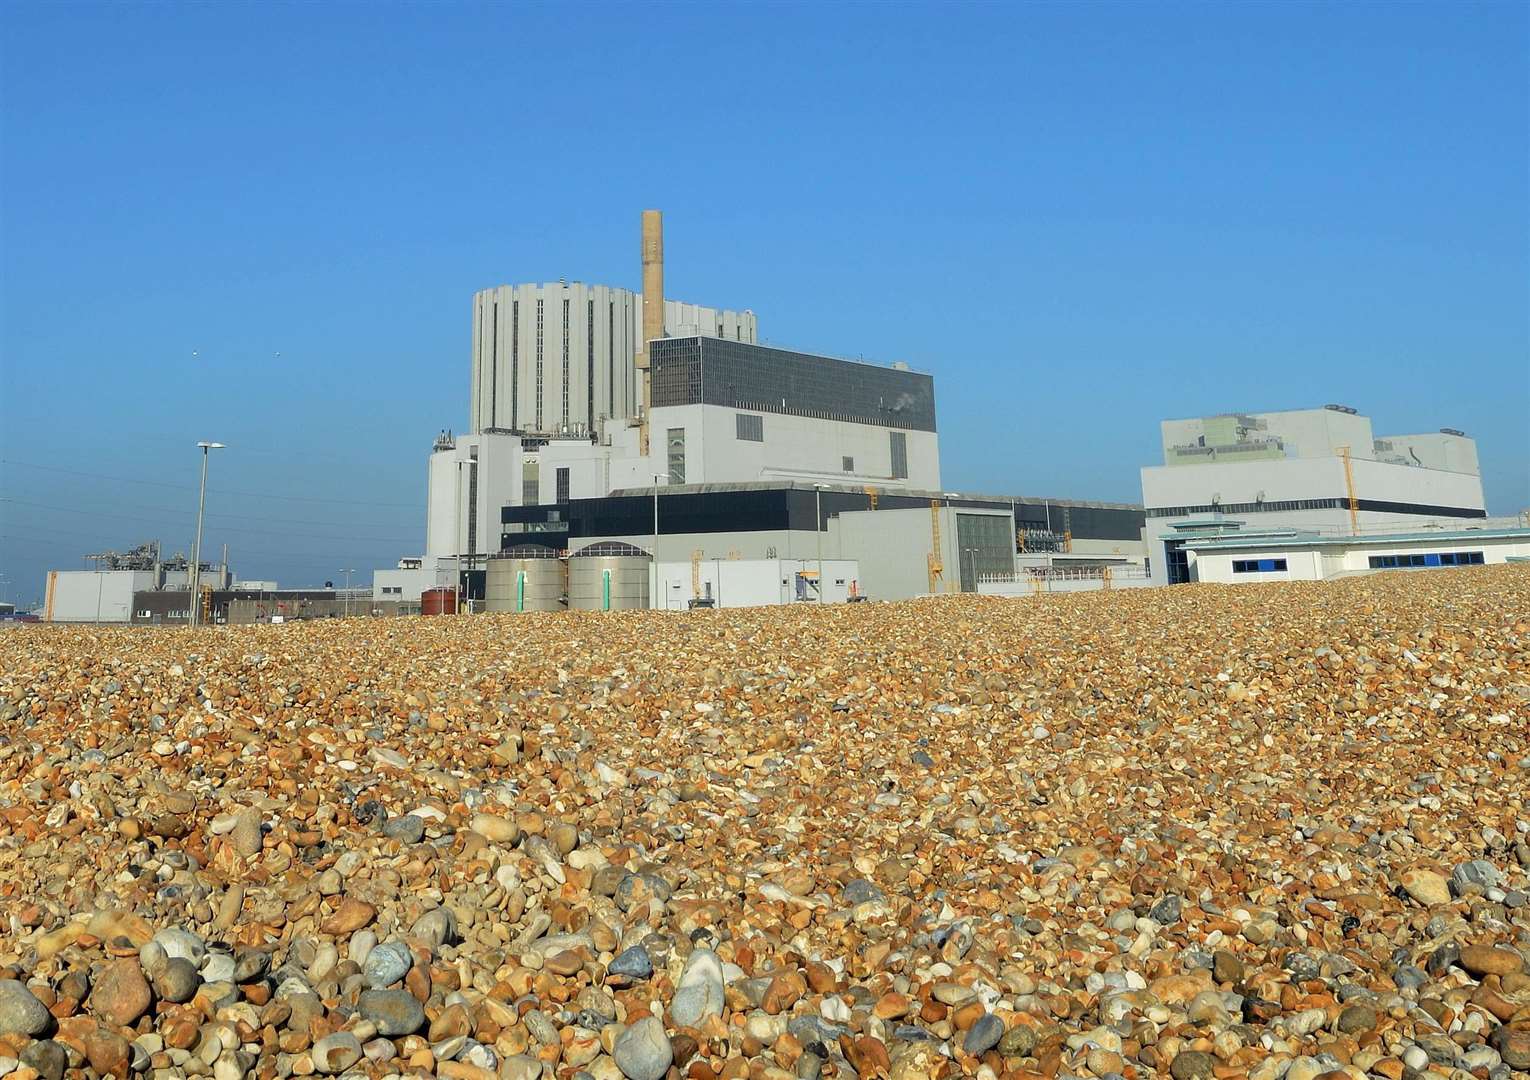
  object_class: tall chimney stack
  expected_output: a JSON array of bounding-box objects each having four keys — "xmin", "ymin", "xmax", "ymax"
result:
[{"xmin": 638, "ymin": 209, "xmax": 663, "ymax": 455}]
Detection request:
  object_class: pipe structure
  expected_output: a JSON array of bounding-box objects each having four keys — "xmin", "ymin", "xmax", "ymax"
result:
[{"xmin": 638, "ymin": 210, "xmax": 664, "ymax": 455}]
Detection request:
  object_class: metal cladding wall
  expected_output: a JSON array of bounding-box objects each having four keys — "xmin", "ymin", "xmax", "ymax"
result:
[
  {"xmin": 421, "ymin": 588, "xmax": 458, "ymax": 616},
  {"xmin": 485, "ymin": 554, "xmax": 563, "ymax": 613},
  {"xmin": 568, "ymin": 547, "xmax": 651, "ymax": 611}
]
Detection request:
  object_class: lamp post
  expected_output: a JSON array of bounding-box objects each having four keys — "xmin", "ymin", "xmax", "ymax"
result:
[
  {"xmin": 942, "ymin": 492, "xmax": 961, "ymax": 595},
  {"xmin": 455, "ymin": 460, "xmax": 464, "ymax": 615},
  {"xmin": 813, "ymin": 483, "xmax": 827, "ymax": 603},
  {"xmin": 341, "ymin": 569, "xmax": 355, "ymax": 617},
  {"xmin": 189, "ymin": 441, "xmax": 225, "ymax": 627},
  {"xmin": 652, "ymin": 473, "xmax": 665, "ymax": 609}
]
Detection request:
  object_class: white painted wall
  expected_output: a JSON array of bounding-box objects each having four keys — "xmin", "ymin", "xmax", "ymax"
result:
[
  {"xmin": 372, "ymin": 560, "xmax": 457, "ymax": 602},
  {"xmin": 652, "ymin": 558, "xmax": 858, "ymax": 609},
  {"xmin": 1189, "ymin": 534, "xmax": 1530, "ymax": 583},
  {"xmin": 607, "ymin": 404, "xmax": 940, "ymax": 491},
  {"xmin": 45, "ymin": 570, "xmax": 156, "ymax": 622}
]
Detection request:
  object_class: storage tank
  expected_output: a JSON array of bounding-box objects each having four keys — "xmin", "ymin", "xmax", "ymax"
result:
[
  {"xmin": 568, "ymin": 542, "xmax": 651, "ymax": 611},
  {"xmin": 421, "ymin": 587, "xmax": 458, "ymax": 616},
  {"xmin": 486, "ymin": 546, "xmax": 564, "ymax": 612}
]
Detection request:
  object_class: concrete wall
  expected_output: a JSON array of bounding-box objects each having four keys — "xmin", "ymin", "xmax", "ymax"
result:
[
  {"xmin": 1142, "ymin": 456, "xmax": 1485, "ymax": 518},
  {"xmin": 425, "ymin": 432, "xmax": 526, "ymax": 558},
  {"xmin": 607, "ymin": 404, "xmax": 940, "ymax": 492},
  {"xmin": 1374, "ymin": 431, "xmax": 1480, "ymax": 475},
  {"xmin": 1160, "ymin": 409, "xmax": 1378, "ymax": 462},
  {"xmin": 653, "ymin": 558, "xmax": 858, "ymax": 609},
  {"xmin": 45, "ymin": 570, "xmax": 156, "ymax": 622}
]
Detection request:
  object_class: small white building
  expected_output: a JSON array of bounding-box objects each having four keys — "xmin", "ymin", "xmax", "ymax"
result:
[
  {"xmin": 1141, "ymin": 405, "xmax": 1487, "ymax": 585},
  {"xmin": 653, "ymin": 558, "xmax": 860, "ymax": 609},
  {"xmin": 1171, "ymin": 523, "xmax": 1530, "ymax": 584}
]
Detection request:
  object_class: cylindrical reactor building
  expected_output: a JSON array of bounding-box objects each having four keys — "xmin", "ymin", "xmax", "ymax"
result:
[
  {"xmin": 485, "ymin": 547, "xmax": 564, "ymax": 613},
  {"xmin": 470, "ymin": 282, "xmax": 757, "ymax": 436},
  {"xmin": 567, "ymin": 542, "xmax": 651, "ymax": 611}
]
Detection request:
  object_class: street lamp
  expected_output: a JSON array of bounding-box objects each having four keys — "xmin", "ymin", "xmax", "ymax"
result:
[
  {"xmin": 340, "ymin": 569, "xmax": 355, "ymax": 617},
  {"xmin": 189, "ymin": 441, "xmax": 225, "ymax": 627},
  {"xmin": 813, "ymin": 483, "xmax": 828, "ymax": 604},
  {"xmin": 652, "ymin": 473, "xmax": 665, "ymax": 609}
]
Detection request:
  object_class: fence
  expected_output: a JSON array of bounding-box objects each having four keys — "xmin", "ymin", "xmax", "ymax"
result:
[{"xmin": 977, "ymin": 564, "xmax": 1154, "ymax": 596}]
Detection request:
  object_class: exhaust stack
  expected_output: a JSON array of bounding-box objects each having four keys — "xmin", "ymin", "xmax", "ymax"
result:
[{"xmin": 638, "ymin": 209, "xmax": 663, "ymax": 455}]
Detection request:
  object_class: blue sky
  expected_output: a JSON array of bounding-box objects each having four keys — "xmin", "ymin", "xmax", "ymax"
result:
[{"xmin": 2, "ymin": 1, "xmax": 1526, "ymax": 603}]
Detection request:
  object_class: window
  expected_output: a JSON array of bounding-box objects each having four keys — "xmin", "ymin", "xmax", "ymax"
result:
[
  {"xmin": 535, "ymin": 299, "xmax": 545, "ymax": 429},
  {"xmin": 667, "ymin": 427, "xmax": 686, "ymax": 485},
  {"xmin": 1232, "ymin": 558, "xmax": 1288, "ymax": 573},
  {"xmin": 890, "ymin": 432, "xmax": 908, "ymax": 479},
  {"xmin": 1368, "ymin": 550, "xmax": 1485, "ymax": 569},
  {"xmin": 842, "ymin": 456, "xmax": 855, "ymax": 472},
  {"xmin": 556, "ymin": 467, "xmax": 570, "ymax": 504},
  {"xmin": 736, "ymin": 413, "xmax": 763, "ymax": 442}
]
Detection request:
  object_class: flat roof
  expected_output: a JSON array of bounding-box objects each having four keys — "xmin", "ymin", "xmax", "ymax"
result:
[
  {"xmin": 606, "ymin": 479, "xmax": 1142, "ymax": 511},
  {"xmin": 1178, "ymin": 527, "xmax": 1530, "ymax": 552}
]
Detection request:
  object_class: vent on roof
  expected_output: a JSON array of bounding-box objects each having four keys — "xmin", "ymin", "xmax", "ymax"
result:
[
  {"xmin": 1440, "ymin": 427, "xmax": 1466, "ymax": 437},
  {"xmin": 1324, "ymin": 404, "xmax": 1358, "ymax": 414}
]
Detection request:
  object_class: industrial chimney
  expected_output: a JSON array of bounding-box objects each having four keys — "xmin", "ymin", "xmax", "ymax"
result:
[{"xmin": 638, "ymin": 209, "xmax": 663, "ymax": 455}]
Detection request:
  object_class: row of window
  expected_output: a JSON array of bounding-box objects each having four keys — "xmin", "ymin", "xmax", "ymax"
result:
[
  {"xmin": 1148, "ymin": 497, "xmax": 1486, "ymax": 519},
  {"xmin": 1369, "ymin": 551, "xmax": 1484, "ymax": 569},
  {"xmin": 1232, "ymin": 558, "xmax": 1288, "ymax": 573}
]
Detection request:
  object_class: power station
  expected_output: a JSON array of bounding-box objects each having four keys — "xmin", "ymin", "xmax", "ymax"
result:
[{"xmin": 373, "ymin": 209, "xmax": 1147, "ymax": 609}]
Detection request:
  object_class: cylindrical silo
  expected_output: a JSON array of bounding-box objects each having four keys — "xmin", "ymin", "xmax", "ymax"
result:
[
  {"xmin": 485, "ymin": 547, "xmax": 564, "ymax": 612},
  {"xmin": 568, "ymin": 542, "xmax": 651, "ymax": 611},
  {"xmin": 421, "ymin": 587, "xmax": 458, "ymax": 616}
]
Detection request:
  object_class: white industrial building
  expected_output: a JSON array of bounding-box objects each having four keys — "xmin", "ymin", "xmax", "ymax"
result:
[
  {"xmin": 1170, "ymin": 523, "xmax": 1530, "ymax": 584},
  {"xmin": 655, "ymin": 558, "xmax": 860, "ymax": 609},
  {"xmin": 469, "ymin": 281, "xmax": 756, "ymax": 436},
  {"xmin": 43, "ymin": 543, "xmax": 232, "ymax": 623},
  {"xmin": 374, "ymin": 208, "xmax": 1145, "ymax": 610},
  {"xmin": 1141, "ymin": 405, "xmax": 1487, "ymax": 584}
]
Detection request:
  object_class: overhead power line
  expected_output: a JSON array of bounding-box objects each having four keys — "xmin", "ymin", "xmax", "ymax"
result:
[{"xmin": 1, "ymin": 459, "xmax": 419, "ymax": 509}]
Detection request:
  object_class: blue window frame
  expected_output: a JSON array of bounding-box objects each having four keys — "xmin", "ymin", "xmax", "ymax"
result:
[
  {"xmin": 1232, "ymin": 558, "xmax": 1289, "ymax": 574},
  {"xmin": 1368, "ymin": 550, "xmax": 1485, "ymax": 570}
]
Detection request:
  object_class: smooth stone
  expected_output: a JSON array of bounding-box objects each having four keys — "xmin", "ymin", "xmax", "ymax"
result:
[
  {"xmin": 362, "ymin": 941, "xmax": 413, "ymax": 988},
  {"xmin": 152, "ymin": 928, "xmax": 208, "ymax": 966},
  {"xmin": 608, "ymin": 946, "xmax": 653, "ymax": 980},
  {"xmin": 669, "ymin": 949, "xmax": 725, "ymax": 1029},
  {"xmin": 20, "ymin": 1040, "xmax": 66, "ymax": 1080},
  {"xmin": 962, "ymin": 1013, "xmax": 1004, "ymax": 1056},
  {"xmin": 1169, "ymin": 1050, "xmax": 1217, "ymax": 1080},
  {"xmin": 153, "ymin": 958, "xmax": 201, "ymax": 1004},
  {"xmin": 381, "ymin": 814, "xmax": 425, "ymax": 843},
  {"xmin": 612, "ymin": 1017, "xmax": 673, "ymax": 1080},
  {"xmin": 1149, "ymin": 895, "xmax": 1184, "ymax": 925},
  {"xmin": 0, "ymin": 981, "xmax": 51, "ymax": 1037},
  {"xmin": 201, "ymin": 954, "xmax": 236, "ymax": 984},
  {"xmin": 312, "ymin": 1032, "xmax": 363, "ymax": 1074},
  {"xmin": 1399, "ymin": 869, "xmax": 1452, "ymax": 907},
  {"xmin": 91, "ymin": 959, "xmax": 154, "ymax": 1027},
  {"xmin": 359, "ymin": 989, "xmax": 426, "ymax": 1036},
  {"xmin": 411, "ymin": 908, "xmax": 457, "ymax": 949}
]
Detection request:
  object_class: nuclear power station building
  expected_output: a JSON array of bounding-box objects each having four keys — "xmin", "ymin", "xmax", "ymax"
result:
[{"xmin": 371, "ymin": 210, "xmax": 1147, "ymax": 607}]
